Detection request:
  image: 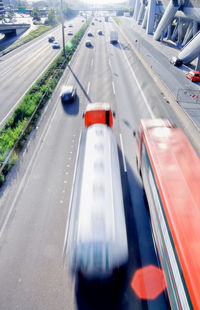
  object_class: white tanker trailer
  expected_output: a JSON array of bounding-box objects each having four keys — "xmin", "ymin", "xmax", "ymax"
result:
[{"xmin": 63, "ymin": 103, "xmax": 128, "ymax": 280}]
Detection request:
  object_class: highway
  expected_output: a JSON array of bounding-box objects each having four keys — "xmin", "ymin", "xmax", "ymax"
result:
[
  {"xmin": 0, "ymin": 16, "xmax": 84, "ymax": 127},
  {"xmin": 0, "ymin": 17, "xmax": 191, "ymax": 309}
]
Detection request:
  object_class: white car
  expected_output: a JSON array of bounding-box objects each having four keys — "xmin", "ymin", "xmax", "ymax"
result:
[{"xmin": 52, "ymin": 41, "xmax": 60, "ymax": 49}]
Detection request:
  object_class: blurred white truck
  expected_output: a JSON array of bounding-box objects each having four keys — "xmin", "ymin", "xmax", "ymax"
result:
[{"xmin": 110, "ymin": 31, "xmax": 118, "ymax": 44}]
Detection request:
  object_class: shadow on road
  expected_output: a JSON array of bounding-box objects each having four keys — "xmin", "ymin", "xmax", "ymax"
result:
[
  {"xmin": 0, "ymin": 30, "xmax": 27, "ymax": 51},
  {"xmin": 67, "ymin": 65, "xmax": 92, "ymax": 103},
  {"xmin": 75, "ymin": 268, "xmax": 127, "ymax": 310}
]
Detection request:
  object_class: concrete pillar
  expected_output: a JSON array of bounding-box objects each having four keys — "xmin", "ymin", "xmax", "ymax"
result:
[
  {"xmin": 146, "ymin": 0, "xmax": 156, "ymax": 35},
  {"xmin": 134, "ymin": 0, "xmax": 141, "ymax": 20},
  {"xmin": 167, "ymin": 23, "xmax": 172, "ymax": 40},
  {"xmin": 137, "ymin": 1, "xmax": 145, "ymax": 24},
  {"xmin": 142, "ymin": 6, "xmax": 148, "ymax": 29},
  {"xmin": 193, "ymin": 20, "xmax": 198, "ymax": 37},
  {"xmin": 171, "ymin": 21, "xmax": 178, "ymax": 41},
  {"xmin": 182, "ymin": 22, "xmax": 193, "ymax": 45},
  {"xmin": 177, "ymin": 18, "xmax": 183, "ymax": 46},
  {"xmin": 179, "ymin": 32, "xmax": 200, "ymax": 64},
  {"xmin": 195, "ymin": 55, "xmax": 200, "ymax": 71},
  {"xmin": 153, "ymin": 0, "xmax": 179, "ymax": 41}
]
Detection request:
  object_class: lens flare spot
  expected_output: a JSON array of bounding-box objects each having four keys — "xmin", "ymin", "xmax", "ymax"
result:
[
  {"xmin": 131, "ymin": 265, "xmax": 166, "ymax": 299},
  {"xmin": 67, "ymin": 41, "xmax": 73, "ymax": 49}
]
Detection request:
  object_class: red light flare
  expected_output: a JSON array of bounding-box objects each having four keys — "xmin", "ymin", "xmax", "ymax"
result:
[{"xmin": 131, "ymin": 265, "xmax": 166, "ymax": 299}]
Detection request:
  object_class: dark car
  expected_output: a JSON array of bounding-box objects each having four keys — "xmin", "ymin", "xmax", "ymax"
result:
[
  {"xmin": 87, "ymin": 32, "xmax": 93, "ymax": 37},
  {"xmin": 170, "ymin": 56, "xmax": 183, "ymax": 67},
  {"xmin": 85, "ymin": 40, "xmax": 92, "ymax": 47},
  {"xmin": 61, "ymin": 86, "xmax": 76, "ymax": 103},
  {"xmin": 48, "ymin": 36, "xmax": 55, "ymax": 43},
  {"xmin": 98, "ymin": 30, "xmax": 103, "ymax": 35}
]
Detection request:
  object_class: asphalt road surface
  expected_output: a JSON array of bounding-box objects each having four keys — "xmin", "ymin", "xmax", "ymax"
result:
[
  {"xmin": 0, "ymin": 18, "xmax": 190, "ymax": 310},
  {"xmin": 0, "ymin": 16, "xmax": 84, "ymax": 127}
]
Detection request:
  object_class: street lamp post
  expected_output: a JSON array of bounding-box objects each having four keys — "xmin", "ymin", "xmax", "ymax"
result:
[{"xmin": 60, "ymin": 0, "xmax": 66, "ymax": 58}]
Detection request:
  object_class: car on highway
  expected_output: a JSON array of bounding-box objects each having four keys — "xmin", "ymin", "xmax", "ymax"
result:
[
  {"xmin": 98, "ymin": 30, "xmax": 103, "ymax": 35},
  {"xmin": 170, "ymin": 56, "xmax": 182, "ymax": 66},
  {"xmin": 91, "ymin": 22, "xmax": 95, "ymax": 25},
  {"xmin": 186, "ymin": 70, "xmax": 200, "ymax": 82},
  {"xmin": 61, "ymin": 85, "xmax": 76, "ymax": 103},
  {"xmin": 87, "ymin": 32, "xmax": 93, "ymax": 37},
  {"xmin": 52, "ymin": 41, "xmax": 60, "ymax": 49},
  {"xmin": 68, "ymin": 24, "xmax": 73, "ymax": 27},
  {"xmin": 85, "ymin": 40, "xmax": 92, "ymax": 47},
  {"xmin": 68, "ymin": 30, "xmax": 73, "ymax": 35},
  {"xmin": 48, "ymin": 36, "xmax": 55, "ymax": 43},
  {"xmin": 82, "ymin": 19, "xmax": 85, "ymax": 22}
]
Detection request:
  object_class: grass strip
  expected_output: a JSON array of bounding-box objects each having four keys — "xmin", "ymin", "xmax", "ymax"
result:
[
  {"xmin": 10, "ymin": 25, "xmax": 53, "ymax": 47},
  {"xmin": 113, "ymin": 17, "xmax": 122, "ymax": 26},
  {"xmin": 0, "ymin": 18, "xmax": 91, "ymax": 186},
  {"xmin": 0, "ymin": 24, "xmax": 55, "ymax": 54}
]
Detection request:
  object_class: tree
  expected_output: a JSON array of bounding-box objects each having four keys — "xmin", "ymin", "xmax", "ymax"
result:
[
  {"xmin": 46, "ymin": 9, "xmax": 56, "ymax": 25},
  {"xmin": 33, "ymin": 8, "xmax": 41, "ymax": 21}
]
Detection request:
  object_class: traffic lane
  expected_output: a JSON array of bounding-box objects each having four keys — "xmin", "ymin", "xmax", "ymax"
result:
[
  {"xmin": 88, "ymin": 21, "xmax": 115, "ymax": 104},
  {"xmin": 0, "ymin": 20, "xmax": 93, "ymax": 240},
  {"xmin": 64, "ymin": 27, "xmax": 97, "ymax": 109},
  {"xmin": 0, "ymin": 16, "xmax": 82, "ymax": 63},
  {"xmin": 109, "ymin": 23, "xmax": 183, "ymax": 125},
  {"xmin": 0, "ymin": 18, "xmax": 82, "ymax": 74},
  {"xmin": 105, "ymin": 24, "xmax": 171, "ymax": 309},
  {"xmin": 0, "ymin": 28, "xmax": 94, "ymax": 310},
  {"xmin": 0, "ymin": 20, "xmax": 86, "ymax": 126},
  {"xmin": 73, "ymin": 22, "xmax": 147, "ymax": 310},
  {"xmin": 0, "ymin": 96, "xmax": 81, "ymax": 310},
  {"xmin": 113, "ymin": 19, "xmax": 200, "ymax": 154},
  {"xmin": 0, "ymin": 18, "xmax": 82, "ymax": 81}
]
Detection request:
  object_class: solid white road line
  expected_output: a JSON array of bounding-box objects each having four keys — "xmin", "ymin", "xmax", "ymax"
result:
[
  {"xmin": 87, "ymin": 81, "xmax": 90, "ymax": 94},
  {"xmin": 112, "ymin": 81, "xmax": 116, "ymax": 95},
  {"xmin": 119, "ymin": 42, "xmax": 155, "ymax": 119}
]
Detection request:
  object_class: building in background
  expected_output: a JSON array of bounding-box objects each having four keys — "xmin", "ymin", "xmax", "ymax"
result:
[{"xmin": 0, "ymin": 0, "xmax": 5, "ymax": 17}]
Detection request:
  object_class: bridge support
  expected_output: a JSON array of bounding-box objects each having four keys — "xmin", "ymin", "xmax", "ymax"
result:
[
  {"xmin": 146, "ymin": 0, "xmax": 156, "ymax": 35},
  {"xmin": 134, "ymin": 0, "xmax": 141, "ymax": 21},
  {"xmin": 179, "ymin": 31, "xmax": 200, "ymax": 64},
  {"xmin": 153, "ymin": 0, "xmax": 179, "ymax": 41},
  {"xmin": 167, "ymin": 23, "xmax": 172, "ymax": 40},
  {"xmin": 137, "ymin": 1, "xmax": 145, "ymax": 24},
  {"xmin": 142, "ymin": 6, "xmax": 148, "ymax": 29},
  {"xmin": 177, "ymin": 18, "xmax": 183, "ymax": 46},
  {"xmin": 195, "ymin": 55, "xmax": 200, "ymax": 71},
  {"xmin": 193, "ymin": 20, "xmax": 198, "ymax": 36},
  {"xmin": 182, "ymin": 22, "xmax": 193, "ymax": 45}
]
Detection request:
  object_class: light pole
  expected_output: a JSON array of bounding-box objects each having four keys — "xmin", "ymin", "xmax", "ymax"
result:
[{"xmin": 60, "ymin": 0, "xmax": 66, "ymax": 58}]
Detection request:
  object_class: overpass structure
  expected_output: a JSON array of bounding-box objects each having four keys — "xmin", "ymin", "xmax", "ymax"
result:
[
  {"xmin": 131, "ymin": 0, "xmax": 200, "ymax": 65},
  {"xmin": 0, "ymin": 23, "xmax": 30, "ymax": 37}
]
